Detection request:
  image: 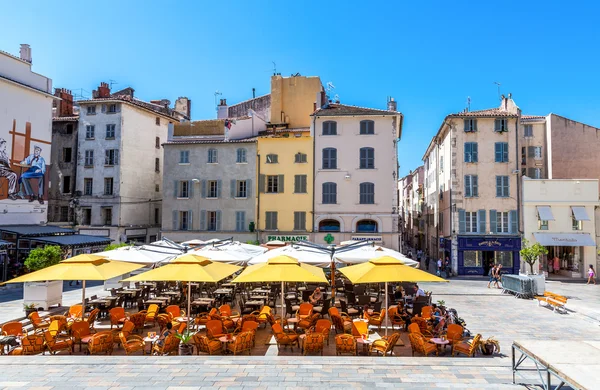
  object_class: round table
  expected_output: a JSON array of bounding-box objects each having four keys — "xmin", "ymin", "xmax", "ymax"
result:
[
  {"xmin": 430, "ymin": 337, "xmax": 450, "ymax": 355},
  {"xmin": 218, "ymin": 335, "xmax": 236, "ymax": 353},
  {"xmin": 356, "ymin": 336, "xmax": 373, "ymax": 355}
]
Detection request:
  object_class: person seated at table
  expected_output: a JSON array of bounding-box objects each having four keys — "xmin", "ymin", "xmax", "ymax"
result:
[
  {"xmin": 154, "ymin": 322, "xmax": 173, "ymax": 348},
  {"xmin": 394, "ymin": 285, "xmax": 404, "ymax": 301},
  {"xmin": 309, "ymin": 287, "xmax": 322, "ymax": 305},
  {"xmin": 415, "ymin": 284, "xmax": 426, "ymax": 297},
  {"xmin": 397, "ymin": 305, "xmax": 412, "ymax": 326}
]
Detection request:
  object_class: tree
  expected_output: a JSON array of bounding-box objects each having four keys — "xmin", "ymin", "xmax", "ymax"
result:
[
  {"xmin": 104, "ymin": 242, "xmax": 131, "ymax": 251},
  {"xmin": 24, "ymin": 245, "xmax": 63, "ymax": 272},
  {"xmin": 519, "ymin": 239, "xmax": 548, "ymax": 275}
]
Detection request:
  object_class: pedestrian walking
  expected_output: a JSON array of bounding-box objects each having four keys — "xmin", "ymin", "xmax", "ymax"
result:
[
  {"xmin": 444, "ymin": 256, "xmax": 451, "ymax": 278},
  {"xmin": 425, "ymin": 256, "xmax": 431, "ymax": 271},
  {"xmin": 437, "ymin": 258, "xmax": 443, "ymax": 276},
  {"xmin": 494, "ymin": 264, "xmax": 503, "ymax": 289},
  {"xmin": 487, "ymin": 264, "xmax": 497, "ymax": 288},
  {"xmin": 587, "ymin": 265, "xmax": 596, "ymax": 285}
]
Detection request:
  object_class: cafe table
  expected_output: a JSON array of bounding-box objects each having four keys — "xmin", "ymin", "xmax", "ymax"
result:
[{"xmin": 430, "ymin": 337, "xmax": 450, "ymax": 355}]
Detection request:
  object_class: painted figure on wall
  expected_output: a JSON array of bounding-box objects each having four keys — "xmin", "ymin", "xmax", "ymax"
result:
[
  {"xmin": 0, "ymin": 138, "xmax": 18, "ymax": 200},
  {"xmin": 19, "ymin": 145, "xmax": 46, "ymax": 204}
]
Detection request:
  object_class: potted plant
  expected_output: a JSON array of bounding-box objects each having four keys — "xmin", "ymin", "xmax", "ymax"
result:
[
  {"xmin": 436, "ymin": 299, "xmax": 446, "ymax": 311},
  {"xmin": 520, "ymin": 239, "xmax": 548, "ymax": 295},
  {"xmin": 479, "ymin": 336, "xmax": 500, "ymax": 355},
  {"xmin": 23, "ymin": 302, "xmax": 37, "ymax": 317},
  {"xmin": 23, "ymin": 245, "xmax": 64, "ymax": 310},
  {"xmin": 175, "ymin": 330, "xmax": 194, "ymax": 356}
]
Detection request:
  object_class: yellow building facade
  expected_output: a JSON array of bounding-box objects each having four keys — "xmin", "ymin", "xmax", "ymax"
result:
[{"xmin": 256, "ymin": 75, "xmax": 322, "ymax": 239}]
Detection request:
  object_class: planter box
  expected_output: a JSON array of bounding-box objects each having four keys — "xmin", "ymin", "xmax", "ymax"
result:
[
  {"xmin": 23, "ymin": 280, "xmax": 63, "ymax": 310},
  {"xmin": 528, "ymin": 274, "xmax": 546, "ymax": 296}
]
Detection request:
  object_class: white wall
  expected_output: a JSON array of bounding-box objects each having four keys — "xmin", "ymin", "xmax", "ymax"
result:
[{"xmin": 0, "ymin": 53, "xmax": 52, "ymax": 93}]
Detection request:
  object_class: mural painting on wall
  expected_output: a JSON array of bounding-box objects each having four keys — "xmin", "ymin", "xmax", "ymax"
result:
[{"xmin": 0, "ymin": 119, "xmax": 51, "ymax": 211}]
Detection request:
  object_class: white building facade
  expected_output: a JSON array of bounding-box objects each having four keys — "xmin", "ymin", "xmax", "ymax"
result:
[{"xmin": 311, "ymin": 101, "xmax": 403, "ymax": 250}]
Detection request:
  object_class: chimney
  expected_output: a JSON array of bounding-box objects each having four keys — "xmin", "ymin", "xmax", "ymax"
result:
[
  {"xmin": 97, "ymin": 82, "xmax": 111, "ymax": 98},
  {"xmin": 175, "ymin": 97, "xmax": 191, "ymax": 119},
  {"xmin": 387, "ymin": 97, "xmax": 397, "ymax": 112},
  {"xmin": 19, "ymin": 44, "xmax": 32, "ymax": 63},
  {"xmin": 217, "ymin": 98, "xmax": 228, "ymax": 119},
  {"xmin": 54, "ymin": 88, "xmax": 74, "ymax": 117}
]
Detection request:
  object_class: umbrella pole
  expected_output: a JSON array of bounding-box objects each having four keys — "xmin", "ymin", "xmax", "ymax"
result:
[
  {"xmin": 187, "ymin": 282, "xmax": 191, "ymax": 332},
  {"xmin": 81, "ymin": 280, "xmax": 86, "ymax": 319},
  {"xmin": 385, "ymin": 281, "xmax": 388, "ymax": 336},
  {"xmin": 281, "ymin": 280, "xmax": 284, "ymax": 325}
]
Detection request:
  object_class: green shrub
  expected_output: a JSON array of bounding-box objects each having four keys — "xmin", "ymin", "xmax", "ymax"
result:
[
  {"xmin": 24, "ymin": 245, "xmax": 63, "ymax": 272},
  {"xmin": 104, "ymin": 242, "xmax": 131, "ymax": 251}
]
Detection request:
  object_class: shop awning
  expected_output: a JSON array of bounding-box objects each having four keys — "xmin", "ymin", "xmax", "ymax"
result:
[
  {"xmin": 533, "ymin": 233, "xmax": 595, "ymax": 247},
  {"xmin": 31, "ymin": 234, "xmax": 112, "ymax": 247},
  {"xmin": 571, "ymin": 206, "xmax": 591, "ymax": 221},
  {"xmin": 536, "ymin": 206, "xmax": 555, "ymax": 221}
]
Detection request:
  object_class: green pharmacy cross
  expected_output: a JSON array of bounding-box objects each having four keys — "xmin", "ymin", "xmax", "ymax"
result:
[{"xmin": 324, "ymin": 234, "xmax": 335, "ymax": 244}]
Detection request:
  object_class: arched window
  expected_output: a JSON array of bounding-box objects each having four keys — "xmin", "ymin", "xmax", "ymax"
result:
[
  {"xmin": 360, "ymin": 120, "xmax": 375, "ymax": 135},
  {"xmin": 208, "ymin": 148, "xmax": 218, "ymax": 163},
  {"xmin": 322, "ymin": 148, "xmax": 337, "ymax": 169},
  {"xmin": 322, "ymin": 182, "xmax": 337, "ymax": 204},
  {"xmin": 236, "ymin": 148, "xmax": 247, "ymax": 163},
  {"xmin": 319, "ymin": 219, "xmax": 340, "ymax": 232},
  {"xmin": 356, "ymin": 219, "xmax": 378, "ymax": 233},
  {"xmin": 359, "ymin": 182, "xmax": 375, "ymax": 204},
  {"xmin": 322, "ymin": 121, "xmax": 337, "ymax": 135},
  {"xmin": 359, "ymin": 147, "xmax": 374, "ymax": 169}
]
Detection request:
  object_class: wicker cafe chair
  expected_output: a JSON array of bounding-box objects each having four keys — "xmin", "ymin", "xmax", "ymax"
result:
[
  {"xmin": 206, "ymin": 320, "xmax": 226, "ymax": 340},
  {"xmin": 43, "ymin": 326, "xmax": 73, "ymax": 355},
  {"xmin": 28, "ymin": 312, "xmax": 50, "ymax": 333},
  {"xmin": 312, "ymin": 319, "xmax": 332, "ymax": 345},
  {"xmin": 145, "ymin": 304, "xmax": 160, "ymax": 326},
  {"xmin": 86, "ymin": 309, "xmax": 100, "ymax": 333},
  {"xmin": 152, "ymin": 334, "xmax": 180, "ymax": 356},
  {"xmin": 88, "ymin": 331, "xmax": 114, "ymax": 355},
  {"xmin": 445, "ymin": 323, "xmax": 464, "ymax": 350},
  {"xmin": 192, "ymin": 333, "xmax": 222, "ymax": 355},
  {"xmin": 271, "ymin": 323, "xmax": 299, "ymax": 351},
  {"xmin": 335, "ymin": 334, "xmax": 357, "ymax": 356},
  {"xmin": 387, "ymin": 306, "xmax": 406, "ymax": 331},
  {"xmin": 109, "ymin": 307, "xmax": 130, "ymax": 329},
  {"xmin": 8, "ymin": 334, "xmax": 44, "ymax": 355},
  {"xmin": 370, "ymin": 332, "xmax": 401, "ymax": 356},
  {"xmin": 366, "ymin": 309, "xmax": 386, "ymax": 331},
  {"xmin": 296, "ymin": 303, "xmax": 313, "ymax": 320},
  {"xmin": 226, "ymin": 331, "xmax": 252, "ymax": 355},
  {"xmin": 70, "ymin": 320, "xmax": 92, "ymax": 352},
  {"xmin": 408, "ymin": 333, "xmax": 437, "ymax": 357},
  {"xmin": 119, "ymin": 330, "xmax": 146, "ymax": 355},
  {"xmin": 1, "ymin": 322, "xmax": 23, "ymax": 336},
  {"xmin": 303, "ymin": 332, "xmax": 325, "ymax": 356},
  {"xmin": 298, "ymin": 313, "xmax": 320, "ymax": 332},
  {"xmin": 129, "ymin": 312, "xmax": 147, "ymax": 333},
  {"xmin": 165, "ymin": 305, "xmax": 181, "ymax": 318},
  {"xmin": 452, "ymin": 334, "xmax": 481, "ymax": 357}
]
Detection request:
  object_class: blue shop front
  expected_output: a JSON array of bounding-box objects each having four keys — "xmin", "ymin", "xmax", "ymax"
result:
[{"xmin": 456, "ymin": 235, "xmax": 521, "ymax": 276}]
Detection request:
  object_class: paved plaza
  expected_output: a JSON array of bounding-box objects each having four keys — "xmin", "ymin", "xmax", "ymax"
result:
[{"xmin": 1, "ymin": 278, "xmax": 598, "ymax": 389}]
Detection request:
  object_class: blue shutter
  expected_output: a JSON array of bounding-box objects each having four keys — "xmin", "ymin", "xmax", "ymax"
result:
[
  {"xmin": 494, "ymin": 119, "xmax": 501, "ymax": 132},
  {"xmin": 478, "ymin": 210, "xmax": 486, "ymax": 234},
  {"xmin": 463, "ymin": 119, "xmax": 468, "ymax": 132},
  {"xmin": 510, "ymin": 210, "xmax": 518, "ymax": 234},
  {"xmin": 216, "ymin": 210, "xmax": 222, "ymax": 231},
  {"xmin": 188, "ymin": 210, "xmax": 193, "ymax": 230},
  {"xmin": 464, "ymin": 175, "xmax": 471, "ymax": 197},
  {"xmin": 231, "ymin": 180, "xmax": 236, "ymax": 198},
  {"xmin": 503, "ymin": 143, "xmax": 508, "ymax": 162},
  {"xmin": 188, "ymin": 180, "xmax": 194, "ymax": 198},
  {"xmin": 472, "ymin": 143, "xmax": 478, "ymax": 162},
  {"xmin": 464, "ymin": 143, "xmax": 471, "ymax": 162},
  {"xmin": 172, "ymin": 210, "xmax": 178, "ymax": 230},
  {"xmin": 246, "ymin": 179, "xmax": 252, "ymax": 198},
  {"xmin": 458, "ymin": 209, "xmax": 466, "ymax": 233},
  {"xmin": 495, "ymin": 143, "xmax": 501, "ymax": 162},
  {"xmin": 201, "ymin": 180, "xmax": 207, "ymax": 198},
  {"xmin": 200, "ymin": 210, "xmax": 207, "ymax": 231},
  {"xmin": 473, "ymin": 119, "xmax": 477, "ymax": 131},
  {"xmin": 217, "ymin": 180, "xmax": 222, "ymax": 198},
  {"xmin": 496, "ymin": 176, "xmax": 502, "ymax": 197},
  {"xmin": 490, "ymin": 210, "xmax": 497, "ymax": 233},
  {"xmin": 174, "ymin": 180, "xmax": 178, "ymax": 198},
  {"xmin": 472, "ymin": 175, "xmax": 478, "ymax": 197},
  {"xmin": 505, "ymin": 176, "xmax": 510, "ymax": 197}
]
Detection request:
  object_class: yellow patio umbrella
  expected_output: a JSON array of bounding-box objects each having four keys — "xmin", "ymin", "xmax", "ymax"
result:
[
  {"xmin": 232, "ymin": 255, "xmax": 329, "ymax": 319},
  {"xmin": 1, "ymin": 254, "xmax": 144, "ymax": 318},
  {"xmin": 339, "ymin": 256, "xmax": 448, "ymax": 335},
  {"xmin": 122, "ymin": 254, "xmax": 241, "ymax": 328}
]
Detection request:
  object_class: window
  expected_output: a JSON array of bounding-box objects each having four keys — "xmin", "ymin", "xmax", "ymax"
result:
[
  {"xmin": 108, "ymin": 104, "xmax": 117, "ymax": 113},
  {"xmin": 236, "ymin": 148, "xmax": 247, "ymax": 163},
  {"xmin": 359, "ymin": 182, "xmax": 375, "ymax": 204},
  {"xmin": 106, "ymin": 124, "xmax": 115, "ymax": 138},
  {"xmin": 322, "ymin": 182, "xmax": 337, "ymax": 204},
  {"xmin": 208, "ymin": 149, "xmax": 218, "ymax": 163},
  {"xmin": 104, "ymin": 149, "xmax": 119, "ymax": 165},
  {"xmin": 533, "ymin": 146, "xmax": 542, "ymax": 160},
  {"xmin": 155, "ymin": 137, "xmax": 160, "ymax": 149},
  {"xmin": 154, "ymin": 208, "xmax": 160, "ymax": 224},
  {"xmin": 322, "ymin": 148, "xmax": 337, "ymax": 169},
  {"xmin": 494, "ymin": 142, "xmax": 509, "ymax": 163},
  {"xmin": 465, "ymin": 211, "xmax": 478, "ymax": 233},
  {"xmin": 266, "ymin": 175, "xmax": 280, "ymax": 193},
  {"xmin": 235, "ymin": 211, "xmax": 246, "ymax": 232},
  {"xmin": 464, "ymin": 142, "xmax": 478, "ymax": 163},
  {"xmin": 496, "ymin": 176, "xmax": 509, "ymax": 197},
  {"xmin": 84, "ymin": 150, "xmax": 94, "ymax": 166},
  {"xmin": 155, "ymin": 158, "xmax": 160, "ymax": 172},
  {"xmin": 62, "ymin": 176, "xmax": 71, "ymax": 194},
  {"xmin": 356, "ymin": 219, "xmax": 377, "ymax": 233},
  {"xmin": 155, "ymin": 184, "xmax": 160, "ymax": 192},
  {"xmin": 572, "ymin": 215, "xmax": 583, "ymax": 231},
  {"xmin": 294, "ymin": 175, "xmax": 307, "ymax": 194},
  {"xmin": 440, "ymin": 155, "xmax": 444, "ymax": 172},
  {"xmin": 494, "ymin": 251, "xmax": 513, "ymax": 268},
  {"xmin": 179, "ymin": 211, "xmax": 190, "ymax": 230},
  {"xmin": 155, "ymin": 117, "xmax": 160, "ymax": 126},
  {"xmin": 463, "ymin": 251, "xmax": 482, "ymax": 267},
  {"xmin": 319, "ymin": 219, "xmax": 340, "ymax": 232},
  {"xmin": 179, "ymin": 150, "xmax": 190, "ymax": 164},
  {"xmin": 464, "ymin": 119, "xmax": 478, "ymax": 132},
  {"xmin": 322, "ymin": 121, "xmax": 337, "ymax": 135},
  {"xmin": 359, "ymin": 120, "xmax": 374, "ymax": 135},
  {"xmin": 236, "ymin": 180, "xmax": 247, "ymax": 198},
  {"xmin": 464, "ymin": 175, "xmax": 478, "ymax": 197},
  {"xmin": 294, "ymin": 211, "xmax": 306, "ymax": 231},
  {"xmin": 208, "ymin": 180, "xmax": 218, "ymax": 198},
  {"xmin": 60, "ymin": 206, "xmax": 69, "ymax": 222},
  {"xmin": 294, "ymin": 152, "xmax": 307, "ymax": 163},
  {"xmin": 62, "ymin": 147, "xmax": 72, "ymax": 163},
  {"xmin": 265, "ymin": 211, "xmax": 278, "ymax": 230},
  {"xmin": 85, "ymin": 125, "xmax": 95, "ymax": 139},
  {"xmin": 103, "ymin": 208, "xmax": 113, "ymax": 225},
  {"xmin": 524, "ymin": 124, "xmax": 533, "ymax": 137},
  {"xmin": 527, "ymin": 167, "xmax": 542, "ymax": 179},
  {"xmin": 104, "ymin": 178, "xmax": 114, "ymax": 195},
  {"xmin": 521, "ymin": 147, "xmax": 526, "ymax": 165},
  {"xmin": 266, "ymin": 154, "xmax": 278, "ymax": 164},
  {"xmin": 496, "ymin": 211, "xmax": 509, "ymax": 233},
  {"xmin": 494, "ymin": 118, "xmax": 508, "ymax": 132},
  {"xmin": 207, "ymin": 211, "xmax": 217, "ymax": 231},
  {"xmin": 178, "ymin": 180, "xmax": 189, "ymax": 198},
  {"xmin": 86, "ymin": 106, "xmax": 96, "ymax": 115},
  {"xmin": 538, "ymin": 218, "xmax": 549, "ymax": 230},
  {"xmin": 82, "ymin": 208, "xmax": 92, "ymax": 225},
  {"xmin": 84, "ymin": 178, "xmax": 93, "ymax": 195},
  {"xmin": 66, "ymin": 124, "xmax": 73, "ymax": 134},
  {"xmin": 359, "ymin": 147, "xmax": 375, "ymax": 169}
]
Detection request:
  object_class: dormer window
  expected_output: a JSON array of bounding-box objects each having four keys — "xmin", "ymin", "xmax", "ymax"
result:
[{"xmin": 494, "ymin": 119, "xmax": 508, "ymax": 132}]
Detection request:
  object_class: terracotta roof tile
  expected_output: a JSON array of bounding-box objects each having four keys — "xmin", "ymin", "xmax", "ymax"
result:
[
  {"xmin": 521, "ymin": 115, "xmax": 546, "ymax": 120},
  {"xmin": 77, "ymin": 95, "xmax": 178, "ymax": 120},
  {"xmin": 449, "ymin": 107, "xmax": 517, "ymax": 117},
  {"xmin": 313, "ymin": 103, "xmax": 400, "ymax": 117},
  {"xmin": 173, "ymin": 120, "xmax": 225, "ymax": 136},
  {"xmin": 163, "ymin": 137, "xmax": 257, "ymax": 145},
  {"xmin": 53, "ymin": 116, "xmax": 79, "ymax": 122}
]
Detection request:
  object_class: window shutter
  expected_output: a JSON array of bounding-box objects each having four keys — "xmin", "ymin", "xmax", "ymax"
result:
[
  {"xmin": 246, "ymin": 179, "xmax": 252, "ymax": 198},
  {"xmin": 101, "ymin": 104, "xmax": 106, "ymax": 113},
  {"xmin": 473, "ymin": 119, "xmax": 478, "ymax": 131},
  {"xmin": 494, "ymin": 143, "xmax": 501, "ymax": 162},
  {"xmin": 294, "ymin": 175, "xmax": 300, "ymax": 193},
  {"xmin": 274, "ymin": 212, "xmax": 278, "ymax": 230},
  {"xmin": 201, "ymin": 180, "xmax": 207, "ymax": 198},
  {"xmin": 496, "ymin": 176, "xmax": 502, "ymax": 197},
  {"xmin": 472, "ymin": 143, "xmax": 478, "ymax": 162},
  {"xmin": 494, "ymin": 119, "xmax": 501, "ymax": 132},
  {"xmin": 278, "ymin": 174, "xmax": 284, "ymax": 193},
  {"xmin": 527, "ymin": 168, "xmax": 534, "ymax": 178},
  {"xmin": 464, "ymin": 143, "xmax": 471, "ymax": 162},
  {"xmin": 200, "ymin": 210, "xmax": 207, "ymax": 231},
  {"xmin": 231, "ymin": 179, "xmax": 236, "ymax": 198},
  {"xmin": 478, "ymin": 209, "xmax": 486, "ymax": 234},
  {"xmin": 502, "ymin": 144, "xmax": 508, "ymax": 162},
  {"xmin": 505, "ymin": 176, "xmax": 510, "ymax": 197},
  {"xmin": 294, "ymin": 212, "xmax": 299, "ymax": 230},
  {"xmin": 458, "ymin": 209, "xmax": 466, "ymax": 233},
  {"xmin": 214, "ymin": 149, "xmax": 218, "ymax": 162},
  {"xmin": 528, "ymin": 146, "xmax": 534, "ymax": 158},
  {"xmin": 360, "ymin": 121, "xmax": 366, "ymax": 134},
  {"xmin": 104, "ymin": 150, "xmax": 109, "ymax": 165},
  {"xmin": 188, "ymin": 210, "xmax": 193, "ymax": 230},
  {"xmin": 463, "ymin": 119, "xmax": 468, "ymax": 132},
  {"xmin": 472, "ymin": 175, "xmax": 478, "ymax": 197},
  {"xmin": 188, "ymin": 180, "xmax": 194, "ymax": 198},
  {"xmin": 174, "ymin": 180, "xmax": 178, "ymax": 198},
  {"xmin": 464, "ymin": 175, "xmax": 471, "ymax": 197},
  {"xmin": 216, "ymin": 210, "xmax": 222, "ymax": 231},
  {"xmin": 490, "ymin": 210, "xmax": 498, "ymax": 233},
  {"xmin": 259, "ymin": 174, "xmax": 265, "ymax": 193},
  {"xmin": 510, "ymin": 210, "xmax": 518, "ymax": 234},
  {"xmin": 217, "ymin": 180, "xmax": 222, "ymax": 198},
  {"xmin": 172, "ymin": 210, "xmax": 178, "ymax": 230}
]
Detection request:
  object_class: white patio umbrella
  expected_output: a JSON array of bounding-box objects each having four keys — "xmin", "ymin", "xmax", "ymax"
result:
[
  {"xmin": 248, "ymin": 244, "xmax": 333, "ymax": 268},
  {"xmin": 188, "ymin": 246, "xmax": 250, "ymax": 266},
  {"xmin": 334, "ymin": 245, "xmax": 419, "ymax": 268}
]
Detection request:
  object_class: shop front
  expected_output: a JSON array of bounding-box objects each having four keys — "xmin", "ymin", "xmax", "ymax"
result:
[
  {"xmin": 533, "ymin": 233, "xmax": 596, "ymax": 278},
  {"xmin": 457, "ymin": 235, "xmax": 521, "ymax": 276}
]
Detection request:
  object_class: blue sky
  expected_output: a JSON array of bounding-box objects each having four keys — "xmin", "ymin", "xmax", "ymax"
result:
[{"xmin": 2, "ymin": 1, "xmax": 598, "ymax": 176}]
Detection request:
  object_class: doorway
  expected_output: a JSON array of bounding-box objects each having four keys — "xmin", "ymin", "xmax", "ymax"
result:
[{"xmin": 482, "ymin": 251, "xmax": 495, "ymax": 276}]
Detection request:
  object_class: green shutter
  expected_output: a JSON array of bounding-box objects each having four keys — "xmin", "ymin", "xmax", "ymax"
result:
[
  {"xmin": 510, "ymin": 210, "xmax": 518, "ymax": 234},
  {"xmin": 458, "ymin": 209, "xmax": 466, "ymax": 233},
  {"xmin": 472, "ymin": 175, "xmax": 478, "ymax": 197},
  {"xmin": 490, "ymin": 210, "xmax": 498, "ymax": 233},
  {"xmin": 528, "ymin": 146, "xmax": 534, "ymax": 158},
  {"xmin": 463, "ymin": 119, "xmax": 468, "ymax": 132},
  {"xmin": 473, "ymin": 119, "xmax": 478, "ymax": 131},
  {"xmin": 494, "ymin": 119, "xmax": 501, "ymax": 132},
  {"xmin": 294, "ymin": 175, "xmax": 300, "ymax": 193},
  {"xmin": 278, "ymin": 174, "xmax": 284, "ymax": 193},
  {"xmin": 274, "ymin": 212, "xmax": 278, "ymax": 230},
  {"xmin": 259, "ymin": 174, "xmax": 265, "ymax": 194},
  {"xmin": 503, "ymin": 143, "xmax": 508, "ymax": 162},
  {"xmin": 246, "ymin": 179, "xmax": 252, "ymax": 198},
  {"xmin": 478, "ymin": 209, "xmax": 486, "ymax": 234}
]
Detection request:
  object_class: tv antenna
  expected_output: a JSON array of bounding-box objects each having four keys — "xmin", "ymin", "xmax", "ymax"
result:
[
  {"xmin": 109, "ymin": 79, "xmax": 118, "ymax": 89},
  {"xmin": 272, "ymin": 61, "xmax": 277, "ymax": 75},
  {"xmin": 466, "ymin": 96, "xmax": 471, "ymax": 112},
  {"xmin": 493, "ymin": 81, "xmax": 501, "ymax": 101},
  {"xmin": 214, "ymin": 90, "xmax": 222, "ymax": 112}
]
